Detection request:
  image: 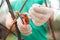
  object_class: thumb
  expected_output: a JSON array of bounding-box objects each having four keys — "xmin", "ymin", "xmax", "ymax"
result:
[
  {"xmin": 6, "ymin": 13, "xmax": 14, "ymax": 29},
  {"xmin": 17, "ymin": 17, "xmax": 22, "ymax": 29}
]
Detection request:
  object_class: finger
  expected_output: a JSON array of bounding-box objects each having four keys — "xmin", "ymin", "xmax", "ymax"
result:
[
  {"xmin": 29, "ymin": 7, "xmax": 40, "ymax": 21},
  {"xmin": 30, "ymin": 13, "xmax": 40, "ymax": 22},
  {"xmin": 22, "ymin": 19, "xmax": 28, "ymax": 25},
  {"xmin": 32, "ymin": 4, "xmax": 44, "ymax": 13},
  {"xmin": 32, "ymin": 11, "xmax": 50, "ymax": 20},
  {"xmin": 32, "ymin": 5, "xmax": 52, "ymax": 15},
  {"xmin": 17, "ymin": 17, "xmax": 22, "ymax": 27},
  {"xmin": 17, "ymin": 17, "xmax": 24, "ymax": 32},
  {"xmin": 32, "ymin": 4, "xmax": 41, "ymax": 7}
]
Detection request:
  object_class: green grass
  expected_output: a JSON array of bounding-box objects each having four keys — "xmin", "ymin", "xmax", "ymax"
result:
[{"xmin": 6, "ymin": 34, "xmax": 15, "ymax": 40}]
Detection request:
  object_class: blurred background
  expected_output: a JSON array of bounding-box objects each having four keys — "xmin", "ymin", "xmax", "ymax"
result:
[{"xmin": 0, "ymin": 0, "xmax": 60, "ymax": 40}]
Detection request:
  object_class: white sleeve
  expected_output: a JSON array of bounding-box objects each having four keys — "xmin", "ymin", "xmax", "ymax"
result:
[{"xmin": 0, "ymin": 1, "xmax": 8, "ymax": 26}]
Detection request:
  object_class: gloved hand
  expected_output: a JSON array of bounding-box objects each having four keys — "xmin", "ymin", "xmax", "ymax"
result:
[
  {"xmin": 17, "ymin": 13, "xmax": 32, "ymax": 36},
  {"xmin": 6, "ymin": 12, "xmax": 32, "ymax": 36},
  {"xmin": 29, "ymin": 4, "xmax": 53, "ymax": 26}
]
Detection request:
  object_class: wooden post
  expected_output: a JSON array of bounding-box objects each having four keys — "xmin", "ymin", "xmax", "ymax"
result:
[{"xmin": 44, "ymin": 0, "xmax": 56, "ymax": 40}]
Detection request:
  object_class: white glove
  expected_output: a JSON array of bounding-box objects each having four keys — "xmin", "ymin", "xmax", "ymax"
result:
[
  {"xmin": 6, "ymin": 12, "xmax": 32, "ymax": 36},
  {"xmin": 29, "ymin": 4, "xmax": 53, "ymax": 26},
  {"xmin": 17, "ymin": 14, "xmax": 32, "ymax": 36}
]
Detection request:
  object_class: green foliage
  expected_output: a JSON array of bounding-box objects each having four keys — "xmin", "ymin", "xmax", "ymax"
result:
[{"xmin": 6, "ymin": 34, "xmax": 15, "ymax": 40}]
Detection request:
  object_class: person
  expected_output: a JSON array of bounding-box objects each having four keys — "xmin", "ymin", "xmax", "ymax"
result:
[{"xmin": 0, "ymin": 0, "xmax": 54, "ymax": 40}]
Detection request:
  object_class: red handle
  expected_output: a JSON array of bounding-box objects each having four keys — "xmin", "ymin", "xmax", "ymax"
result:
[{"xmin": 20, "ymin": 14, "xmax": 29, "ymax": 25}]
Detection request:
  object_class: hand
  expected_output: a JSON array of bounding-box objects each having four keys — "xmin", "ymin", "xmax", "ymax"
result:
[
  {"xmin": 5, "ymin": 13, "xmax": 16, "ymax": 32},
  {"xmin": 17, "ymin": 17, "xmax": 32, "ymax": 36},
  {"xmin": 29, "ymin": 4, "xmax": 54, "ymax": 26}
]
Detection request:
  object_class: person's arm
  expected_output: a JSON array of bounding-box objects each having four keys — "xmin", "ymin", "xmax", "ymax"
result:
[
  {"xmin": 0, "ymin": 1, "xmax": 8, "ymax": 26},
  {"xmin": 0, "ymin": 0, "xmax": 17, "ymax": 32}
]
